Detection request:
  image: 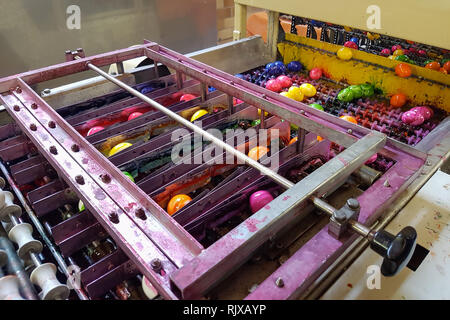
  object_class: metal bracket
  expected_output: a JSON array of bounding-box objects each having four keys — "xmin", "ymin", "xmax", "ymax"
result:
[
  {"xmin": 65, "ymin": 48, "xmax": 85, "ymax": 62},
  {"xmin": 328, "ymin": 198, "xmax": 360, "ymax": 239}
]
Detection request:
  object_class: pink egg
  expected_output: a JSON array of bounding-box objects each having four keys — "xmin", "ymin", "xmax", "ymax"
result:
[
  {"xmin": 249, "ymin": 190, "xmax": 274, "ymax": 214},
  {"xmin": 180, "ymin": 94, "xmax": 197, "ymax": 102},
  {"xmin": 87, "ymin": 126, "xmax": 104, "ymax": 136},
  {"xmin": 128, "ymin": 112, "xmax": 143, "ymax": 121},
  {"xmin": 391, "ymin": 45, "xmax": 402, "ymax": 52},
  {"xmin": 401, "ymin": 110, "xmax": 424, "ymax": 126},
  {"xmin": 276, "ymin": 75, "xmax": 292, "ymax": 88},
  {"xmin": 365, "ymin": 153, "xmax": 378, "ymax": 164},
  {"xmin": 380, "ymin": 48, "xmax": 391, "ymax": 56},
  {"xmin": 265, "ymin": 79, "xmax": 282, "ymax": 92},
  {"xmin": 410, "ymin": 106, "xmax": 433, "ymax": 120},
  {"xmin": 417, "ymin": 49, "xmax": 427, "ymax": 57}
]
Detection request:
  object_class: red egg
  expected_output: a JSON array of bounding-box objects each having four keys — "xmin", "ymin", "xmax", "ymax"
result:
[
  {"xmin": 380, "ymin": 48, "xmax": 391, "ymax": 56},
  {"xmin": 128, "ymin": 112, "xmax": 143, "ymax": 121},
  {"xmin": 417, "ymin": 49, "xmax": 427, "ymax": 57},
  {"xmin": 87, "ymin": 126, "xmax": 104, "ymax": 136},
  {"xmin": 249, "ymin": 190, "xmax": 274, "ymax": 214},
  {"xmin": 309, "ymin": 68, "xmax": 323, "ymax": 80},
  {"xmin": 265, "ymin": 79, "xmax": 282, "ymax": 92},
  {"xmin": 276, "ymin": 75, "xmax": 292, "ymax": 88},
  {"xmin": 344, "ymin": 41, "xmax": 358, "ymax": 49},
  {"xmin": 180, "ymin": 94, "xmax": 197, "ymax": 102}
]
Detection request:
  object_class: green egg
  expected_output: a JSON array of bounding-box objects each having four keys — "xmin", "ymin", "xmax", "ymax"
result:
[
  {"xmin": 122, "ymin": 171, "xmax": 135, "ymax": 183},
  {"xmin": 78, "ymin": 200, "xmax": 85, "ymax": 212},
  {"xmin": 309, "ymin": 103, "xmax": 324, "ymax": 111}
]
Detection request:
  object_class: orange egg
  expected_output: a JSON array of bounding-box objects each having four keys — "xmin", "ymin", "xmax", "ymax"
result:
[
  {"xmin": 395, "ymin": 63, "xmax": 412, "ymax": 78},
  {"xmin": 390, "ymin": 94, "xmax": 407, "ymax": 107},
  {"xmin": 288, "ymin": 137, "xmax": 298, "ymax": 145},
  {"xmin": 167, "ymin": 194, "xmax": 192, "ymax": 215},
  {"xmin": 443, "ymin": 61, "xmax": 450, "ymax": 72},
  {"xmin": 425, "ymin": 61, "xmax": 440, "ymax": 71},
  {"xmin": 340, "ymin": 115, "xmax": 358, "ymax": 124},
  {"xmin": 248, "ymin": 146, "xmax": 269, "ymax": 161},
  {"xmin": 317, "ymin": 136, "xmax": 324, "ymax": 142},
  {"xmin": 439, "ymin": 67, "xmax": 448, "ymax": 74}
]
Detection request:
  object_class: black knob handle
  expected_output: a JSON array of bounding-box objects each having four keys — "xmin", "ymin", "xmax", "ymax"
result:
[{"xmin": 370, "ymin": 226, "xmax": 417, "ymax": 277}]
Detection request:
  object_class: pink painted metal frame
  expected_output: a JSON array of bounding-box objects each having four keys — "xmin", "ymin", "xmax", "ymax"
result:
[{"xmin": 0, "ymin": 41, "xmax": 427, "ymax": 300}]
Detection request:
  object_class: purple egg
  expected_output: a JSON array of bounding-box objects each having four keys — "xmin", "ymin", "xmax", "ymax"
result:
[
  {"xmin": 249, "ymin": 190, "xmax": 274, "ymax": 214},
  {"xmin": 401, "ymin": 110, "xmax": 425, "ymax": 126},
  {"xmin": 365, "ymin": 153, "xmax": 378, "ymax": 165},
  {"xmin": 410, "ymin": 106, "xmax": 433, "ymax": 120}
]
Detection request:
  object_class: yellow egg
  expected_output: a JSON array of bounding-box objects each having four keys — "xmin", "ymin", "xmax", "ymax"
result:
[
  {"xmin": 393, "ymin": 49, "xmax": 404, "ymax": 56},
  {"xmin": 287, "ymin": 86, "xmax": 304, "ymax": 102},
  {"xmin": 190, "ymin": 109, "xmax": 209, "ymax": 122},
  {"xmin": 299, "ymin": 83, "xmax": 317, "ymax": 97},
  {"xmin": 388, "ymin": 55, "xmax": 395, "ymax": 60},
  {"xmin": 280, "ymin": 91, "xmax": 290, "ymax": 97},
  {"xmin": 109, "ymin": 142, "xmax": 132, "ymax": 157},
  {"xmin": 258, "ymin": 109, "xmax": 268, "ymax": 117},
  {"xmin": 337, "ymin": 47, "xmax": 352, "ymax": 60},
  {"xmin": 344, "ymin": 26, "xmax": 352, "ymax": 32},
  {"xmin": 367, "ymin": 32, "xmax": 375, "ymax": 40}
]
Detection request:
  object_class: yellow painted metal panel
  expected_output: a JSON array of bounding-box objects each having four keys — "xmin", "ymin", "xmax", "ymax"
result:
[
  {"xmin": 278, "ymin": 34, "xmax": 450, "ymax": 111},
  {"xmin": 235, "ymin": 0, "xmax": 450, "ymax": 49}
]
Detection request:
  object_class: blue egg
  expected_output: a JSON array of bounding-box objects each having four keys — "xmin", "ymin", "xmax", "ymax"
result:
[
  {"xmin": 350, "ymin": 37, "xmax": 359, "ymax": 44},
  {"xmin": 273, "ymin": 61, "xmax": 285, "ymax": 67},
  {"xmin": 287, "ymin": 61, "xmax": 302, "ymax": 72},
  {"xmin": 265, "ymin": 62, "xmax": 275, "ymax": 70},
  {"xmin": 234, "ymin": 73, "xmax": 245, "ymax": 79},
  {"xmin": 208, "ymin": 86, "xmax": 217, "ymax": 92}
]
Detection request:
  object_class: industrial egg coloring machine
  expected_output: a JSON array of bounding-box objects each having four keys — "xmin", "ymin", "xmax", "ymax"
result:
[{"xmin": 0, "ymin": 1, "xmax": 449, "ymax": 301}]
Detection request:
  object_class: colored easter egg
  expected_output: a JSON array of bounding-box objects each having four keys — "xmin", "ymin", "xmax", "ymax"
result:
[
  {"xmin": 287, "ymin": 86, "xmax": 304, "ymax": 102},
  {"xmin": 309, "ymin": 103, "xmax": 324, "ymax": 111},
  {"xmin": 287, "ymin": 61, "xmax": 302, "ymax": 72},
  {"xmin": 109, "ymin": 142, "xmax": 132, "ymax": 157},
  {"xmin": 276, "ymin": 75, "xmax": 292, "ymax": 88},
  {"xmin": 309, "ymin": 68, "xmax": 322, "ymax": 80},
  {"xmin": 299, "ymin": 83, "xmax": 317, "ymax": 97},
  {"xmin": 288, "ymin": 136, "xmax": 298, "ymax": 145},
  {"xmin": 128, "ymin": 112, "xmax": 143, "ymax": 121},
  {"xmin": 340, "ymin": 115, "xmax": 358, "ymax": 124},
  {"xmin": 391, "ymin": 45, "xmax": 402, "ymax": 52},
  {"xmin": 167, "ymin": 194, "xmax": 192, "ymax": 215},
  {"xmin": 380, "ymin": 48, "xmax": 391, "ymax": 57},
  {"xmin": 87, "ymin": 126, "xmax": 104, "ymax": 136},
  {"xmin": 365, "ymin": 153, "xmax": 378, "ymax": 164},
  {"xmin": 350, "ymin": 37, "xmax": 359, "ymax": 44},
  {"xmin": 180, "ymin": 94, "xmax": 197, "ymax": 102},
  {"xmin": 393, "ymin": 49, "xmax": 404, "ymax": 56},
  {"xmin": 248, "ymin": 146, "xmax": 269, "ymax": 161},
  {"xmin": 425, "ymin": 61, "xmax": 440, "ymax": 70},
  {"xmin": 401, "ymin": 110, "xmax": 424, "ymax": 126},
  {"xmin": 190, "ymin": 109, "xmax": 209, "ymax": 122},
  {"xmin": 78, "ymin": 200, "xmax": 85, "ymax": 212},
  {"xmin": 249, "ymin": 190, "xmax": 274, "ymax": 214},
  {"xmin": 122, "ymin": 171, "xmax": 135, "ymax": 183},
  {"xmin": 410, "ymin": 106, "xmax": 433, "ymax": 120},
  {"xmin": 390, "ymin": 94, "xmax": 407, "ymax": 107},
  {"xmin": 344, "ymin": 41, "xmax": 358, "ymax": 50},
  {"xmin": 266, "ymin": 79, "xmax": 282, "ymax": 92},
  {"xmin": 337, "ymin": 47, "xmax": 353, "ymax": 60},
  {"xmin": 395, "ymin": 63, "xmax": 412, "ymax": 78}
]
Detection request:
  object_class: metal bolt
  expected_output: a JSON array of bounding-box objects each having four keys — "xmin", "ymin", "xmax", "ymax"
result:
[
  {"xmin": 262, "ymin": 94, "xmax": 267, "ymax": 99},
  {"xmin": 151, "ymin": 258, "xmax": 162, "ymax": 271},
  {"xmin": 49, "ymin": 146, "xmax": 58, "ymax": 155},
  {"xmin": 299, "ymin": 110, "xmax": 305, "ymax": 115},
  {"xmin": 99, "ymin": 174, "xmax": 111, "ymax": 184},
  {"xmin": 43, "ymin": 89, "xmax": 51, "ymax": 95},
  {"xmin": 202, "ymin": 69, "xmax": 207, "ymax": 73},
  {"xmin": 77, "ymin": 48, "xmax": 83, "ymax": 53},
  {"xmin": 29, "ymin": 124, "xmax": 37, "ymax": 131},
  {"xmin": 13, "ymin": 105, "xmax": 20, "ymax": 112},
  {"xmin": 71, "ymin": 144, "xmax": 80, "ymax": 152},
  {"xmin": 347, "ymin": 198, "xmax": 360, "ymax": 210},
  {"xmin": 347, "ymin": 129, "xmax": 353, "ymax": 134},
  {"xmin": 178, "ymin": 58, "xmax": 183, "ymax": 63},
  {"xmin": 16, "ymin": 87, "xmax": 22, "ymax": 93},
  {"xmin": 135, "ymin": 208, "xmax": 147, "ymax": 220},
  {"xmin": 383, "ymin": 180, "xmax": 391, "ymax": 187},
  {"xmin": 230, "ymin": 81, "xmax": 235, "ymax": 85},
  {"xmin": 48, "ymin": 121, "xmax": 56, "ymax": 129},
  {"xmin": 108, "ymin": 212, "xmax": 119, "ymax": 224},
  {"xmin": 75, "ymin": 175, "xmax": 85, "ymax": 185},
  {"xmin": 426, "ymin": 160, "xmax": 432, "ymax": 166},
  {"xmin": 275, "ymin": 277, "xmax": 284, "ymax": 288},
  {"xmin": 31, "ymin": 103, "xmax": 38, "ymax": 110}
]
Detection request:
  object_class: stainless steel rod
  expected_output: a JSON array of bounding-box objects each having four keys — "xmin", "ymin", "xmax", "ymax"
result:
[
  {"xmin": 0, "ymin": 162, "xmax": 89, "ymax": 300},
  {"xmin": 84, "ymin": 59, "xmax": 380, "ymax": 240}
]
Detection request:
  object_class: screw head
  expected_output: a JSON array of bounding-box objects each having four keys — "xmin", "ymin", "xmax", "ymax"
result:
[
  {"xmin": 13, "ymin": 105, "xmax": 20, "ymax": 112},
  {"xmin": 71, "ymin": 144, "xmax": 80, "ymax": 152},
  {"xmin": 347, "ymin": 198, "xmax": 360, "ymax": 210},
  {"xmin": 31, "ymin": 103, "xmax": 38, "ymax": 110},
  {"xmin": 230, "ymin": 81, "xmax": 235, "ymax": 85},
  {"xmin": 49, "ymin": 146, "xmax": 58, "ymax": 155},
  {"xmin": 16, "ymin": 87, "xmax": 22, "ymax": 93},
  {"xmin": 347, "ymin": 129, "xmax": 353, "ymax": 134},
  {"xmin": 151, "ymin": 258, "xmax": 162, "ymax": 271},
  {"xmin": 75, "ymin": 175, "xmax": 85, "ymax": 185},
  {"xmin": 99, "ymin": 174, "xmax": 111, "ymax": 184},
  {"xmin": 299, "ymin": 110, "xmax": 305, "ymax": 115},
  {"xmin": 275, "ymin": 277, "xmax": 284, "ymax": 288},
  {"xmin": 135, "ymin": 208, "xmax": 147, "ymax": 220},
  {"xmin": 262, "ymin": 94, "xmax": 267, "ymax": 99},
  {"xmin": 30, "ymin": 124, "xmax": 37, "ymax": 131},
  {"xmin": 43, "ymin": 89, "xmax": 51, "ymax": 95},
  {"xmin": 48, "ymin": 121, "xmax": 56, "ymax": 129},
  {"xmin": 108, "ymin": 212, "xmax": 119, "ymax": 224},
  {"xmin": 383, "ymin": 180, "xmax": 391, "ymax": 187}
]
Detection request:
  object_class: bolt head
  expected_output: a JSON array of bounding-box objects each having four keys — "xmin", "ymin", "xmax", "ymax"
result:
[
  {"xmin": 347, "ymin": 129, "xmax": 353, "ymax": 134},
  {"xmin": 13, "ymin": 105, "xmax": 20, "ymax": 112},
  {"xmin": 347, "ymin": 198, "xmax": 360, "ymax": 210},
  {"xmin": 16, "ymin": 87, "xmax": 22, "ymax": 93},
  {"xmin": 75, "ymin": 175, "xmax": 85, "ymax": 185},
  {"xmin": 49, "ymin": 146, "xmax": 58, "ymax": 155},
  {"xmin": 275, "ymin": 277, "xmax": 284, "ymax": 288},
  {"xmin": 30, "ymin": 124, "xmax": 37, "ymax": 131},
  {"xmin": 71, "ymin": 144, "xmax": 80, "ymax": 152},
  {"xmin": 48, "ymin": 121, "xmax": 56, "ymax": 129},
  {"xmin": 99, "ymin": 174, "xmax": 111, "ymax": 184},
  {"xmin": 108, "ymin": 212, "xmax": 119, "ymax": 224},
  {"xmin": 135, "ymin": 208, "xmax": 147, "ymax": 220},
  {"xmin": 31, "ymin": 103, "xmax": 38, "ymax": 110},
  {"xmin": 151, "ymin": 258, "xmax": 162, "ymax": 271}
]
